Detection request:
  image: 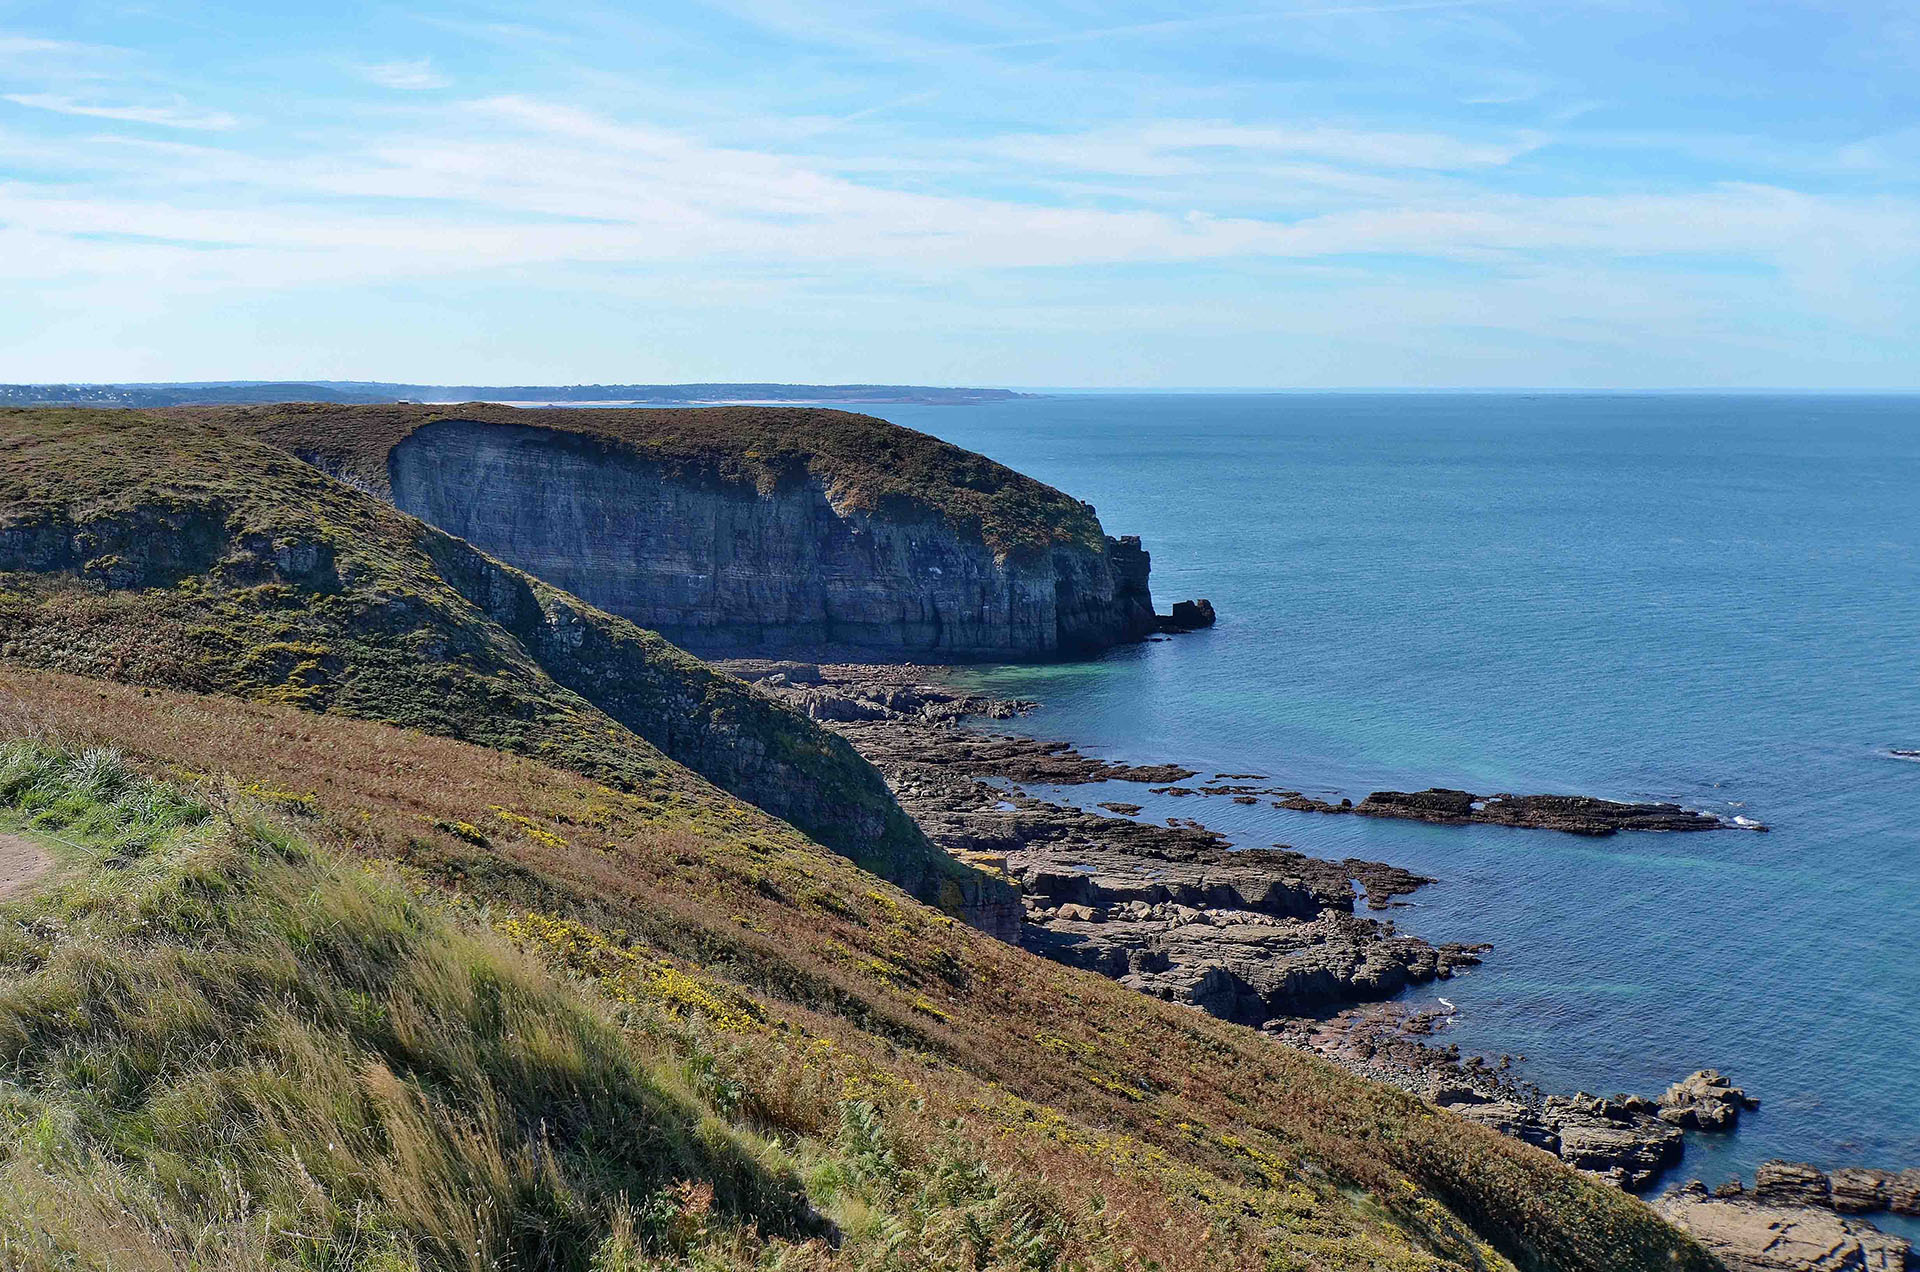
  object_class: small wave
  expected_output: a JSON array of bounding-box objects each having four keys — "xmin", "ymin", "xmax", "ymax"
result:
[{"xmin": 1436, "ymin": 997, "xmax": 1457, "ymax": 1012}]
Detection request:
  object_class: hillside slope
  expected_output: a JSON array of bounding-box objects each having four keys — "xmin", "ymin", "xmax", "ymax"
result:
[
  {"xmin": 0, "ymin": 671, "xmax": 1719, "ymax": 1272},
  {"xmin": 0, "ymin": 406, "xmax": 1719, "ymax": 1271},
  {"xmin": 0, "ymin": 408, "xmax": 1005, "ymax": 926},
  {"xmin": 199, "ymin": 401, "xmax": 1159, "ymax": 659}
]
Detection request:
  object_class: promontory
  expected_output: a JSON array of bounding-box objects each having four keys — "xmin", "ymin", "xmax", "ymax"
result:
[{"xmin": 204, "ymin": 402, "xmax": 1160, "ymax": 661}]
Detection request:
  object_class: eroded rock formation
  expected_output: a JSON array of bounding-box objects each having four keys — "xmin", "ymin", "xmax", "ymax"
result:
[
  {"xmin": 1328, "ymin": 787, "xmax": 1749, "ymax": 833},
  {"xmin": 387, "ymin": 417, "xmax": 1157, "ymax": 660}
]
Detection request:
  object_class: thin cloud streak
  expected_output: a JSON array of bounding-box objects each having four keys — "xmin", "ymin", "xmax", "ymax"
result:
[
  {"xmin": 972, "ymin": 0, "xmax": 1505, "ymax": 52},
  {"xmin": 357, "ymin": 59, "xmax": 453, "ymax": 91},
  {"xmin": 2, "ymin": 92, "xmax": 237, "ymax": 130}
]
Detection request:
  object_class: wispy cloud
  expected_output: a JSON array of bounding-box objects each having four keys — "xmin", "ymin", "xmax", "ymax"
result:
[
  {"xmin": 2, "ymin": 2, "xmax": 1917, "ymax": 385},
  {"xmin": 987, "ymin": 121, "xmax": 1545, "ymax": 177},
  {"xmin": 973, "ymin": 0, "xmax": 1506, "ymax": 52},
  {"xmin": 357, "ymin": 58, "xmax": 451, "ymax": 91},
  {"xmin": 5, "ymin": 94, "xmax": 1910, "ymax": 297},
  {"xmin": 2, "ymin": 92, "xmax": 236, "ymax": 130},
  {"xmin": 0, "ymin": 34, "xmax": 86, "ymax": 56}
]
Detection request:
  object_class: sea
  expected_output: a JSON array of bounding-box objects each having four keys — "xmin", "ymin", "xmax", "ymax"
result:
[{"xmin": 872, "ymin": 392, "xmax": 1920, "ymax": 1209}]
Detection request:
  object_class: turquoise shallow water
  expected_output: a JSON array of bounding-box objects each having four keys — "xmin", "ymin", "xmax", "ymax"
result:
[{"xmin": 876, "ymin": 393, "xmax": 1920, "ymax": 1201}]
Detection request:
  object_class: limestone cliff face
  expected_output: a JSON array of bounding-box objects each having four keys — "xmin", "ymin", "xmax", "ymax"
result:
[{"xmin": 388, "ymin": 418, "xmax": 1154, "ymax": 660}]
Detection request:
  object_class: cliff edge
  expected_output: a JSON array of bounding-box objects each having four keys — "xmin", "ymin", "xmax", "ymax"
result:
[{"xmin": 197, "ymin": 402, "xmax": 1158, "ymax": 660}]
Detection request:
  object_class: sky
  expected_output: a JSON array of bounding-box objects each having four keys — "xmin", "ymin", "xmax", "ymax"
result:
[{"xmin": 1, "ymin": 1, "xmax": 1918, "ymax": 388}]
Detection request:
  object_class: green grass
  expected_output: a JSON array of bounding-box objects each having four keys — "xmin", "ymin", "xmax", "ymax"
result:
[{"xmin": 0, "ymin": 744, "xmax": 813, "ymax": 1269}]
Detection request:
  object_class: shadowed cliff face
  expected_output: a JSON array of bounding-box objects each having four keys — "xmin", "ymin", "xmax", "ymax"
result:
[{"xmin": 388, "ymin": 418, "xmax": 1154, "ymax": 661}]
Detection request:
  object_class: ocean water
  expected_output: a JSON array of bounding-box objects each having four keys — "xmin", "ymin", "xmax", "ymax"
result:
[{"xmin": 876, "ymin": 392, "xmax": 1920, "ymax": 1203}]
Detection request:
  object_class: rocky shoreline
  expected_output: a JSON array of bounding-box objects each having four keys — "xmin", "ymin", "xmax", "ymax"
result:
[
  {"xmin": 723, "ymin": 659, "xmax": 1910, "ymax": 1269},
  {"xmin": 721, "ymin": 659, "xmax": 1745, "ymax": 1053},
  {"xmin": 1269, "ymin": 1002, "xmax": 1763, "ymax": 1190},
  {"xmin": 722, "ymin": 659, "xmax": 1484, "ymax": 1024}
]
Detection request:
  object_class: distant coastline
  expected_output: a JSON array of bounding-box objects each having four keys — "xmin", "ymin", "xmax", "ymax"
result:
[{"xmin": 0, "ymin": 381, "xmax": 1033, "ymax": 409}]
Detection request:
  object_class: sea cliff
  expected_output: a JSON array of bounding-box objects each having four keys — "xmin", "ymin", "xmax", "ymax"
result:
[
  {"xmin": 389, "ymin": 417, "xmax": 1153, "ymax": 659},
  {"xmin": 209, "ymin": 402, "xmax": 1159, "ymax": 660},
  {"xmin": 0, "ymin": 408, "xmax": 1013, "ymax": 930}
]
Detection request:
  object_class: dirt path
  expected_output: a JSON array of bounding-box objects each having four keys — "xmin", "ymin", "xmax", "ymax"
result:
[{"xmin": 0, "ymin": 831, "xmax": 50, "ymax": 900}]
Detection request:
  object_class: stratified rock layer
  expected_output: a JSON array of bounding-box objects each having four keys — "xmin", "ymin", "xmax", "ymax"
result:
[{"xmin": 388, "ymin": 417, "xmax": 1155, "ymax": 660}]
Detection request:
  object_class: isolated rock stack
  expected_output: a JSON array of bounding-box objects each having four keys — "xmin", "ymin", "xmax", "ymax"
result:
[{"xmin": 1655, "ymin": 1069, "xmax": 1760, "ymax": 1131}]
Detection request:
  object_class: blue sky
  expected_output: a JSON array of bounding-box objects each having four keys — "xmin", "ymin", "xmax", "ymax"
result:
[{"xmin": 2, "ymin": 1, "xmax": 1917, "ymax": 387}]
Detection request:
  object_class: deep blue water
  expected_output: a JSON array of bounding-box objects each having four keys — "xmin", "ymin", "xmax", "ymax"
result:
[{"xmin": 876, "ymin": 393, "xmax": 1920, "ymax": 1202}]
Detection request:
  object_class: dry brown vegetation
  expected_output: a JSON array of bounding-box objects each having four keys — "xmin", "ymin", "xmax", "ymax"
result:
[{"xmin": 0, "ymin": 667, "xmax": 1715, "ymax": 1272}]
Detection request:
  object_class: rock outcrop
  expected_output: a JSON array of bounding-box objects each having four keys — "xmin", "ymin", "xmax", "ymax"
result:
[
  {"xmin": 1435, "ymin": 1088, "xmax": 1687, "ymax": 1191},
  {"xmin": 1656, "ymin": 1181, "xmax": 1911, "ymax": 1271},
  {"xmin": 1275, "ymin": 1007, "xmax": 1763, "ymax": 1193},
  {"xmin": 725, "ymin": 660, "xmax": 1484, "ymax": 1026},
  {"xmin": 1747, "ymin": 1162, "xmax": 1920, "ymax": 1219},
  {"xmin": 1659, "ymin": 1069, "xmax": 1761, "ymax": 1130},
  {"xmin": 1347, "ymin": 788, "xmax": 1744, "ymax": 834},
  {"xmin": 375, "ymin": 415, "xmax": 1158, "ymax": 660},
  {"xmin": 1158, "ymin": 598, "xmax": 1217, "ymax": 631}
]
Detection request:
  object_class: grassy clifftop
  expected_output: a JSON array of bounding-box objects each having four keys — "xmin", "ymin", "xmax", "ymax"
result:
[
  {"xmin": 0, "ymin": 408, "xmax": 983, "ymax": 915},
  {"xmin": 0, "ymin": 675, "xmax": 1717, "ymax": 1272},
  {"xmin": 190, "ymin": 400, "xmax": 1112, "ymax": 559}
]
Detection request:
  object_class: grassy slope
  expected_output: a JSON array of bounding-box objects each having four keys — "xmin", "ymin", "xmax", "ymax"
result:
[
  {"xmin": 0, "ymin": 745, "xmax": 816, "ymax": 1271},
  {"xmin": 186, "ymin": 400, "xmax": 1112, "ymax": 559},
  {"xmin": 0, "ymin": 670, "xmax": 1719, "ymax": 1272},
  {"xmin": 0, "ymin": 408, "xmax": 972, "ymax": 909}
]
